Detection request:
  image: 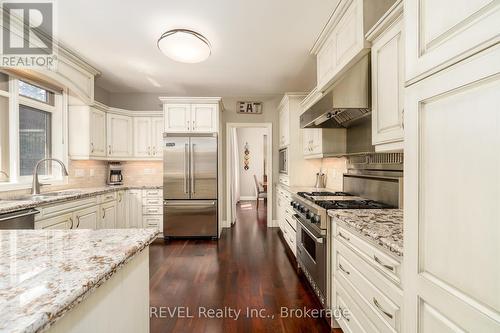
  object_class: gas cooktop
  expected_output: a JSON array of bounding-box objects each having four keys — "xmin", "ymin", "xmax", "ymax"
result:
[{"xmin": 313, "ymin": 200, "xmax": 394, "ymax": 210}]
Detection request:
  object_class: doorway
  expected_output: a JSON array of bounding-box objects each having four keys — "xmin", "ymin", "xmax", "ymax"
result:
[{"xmin": 226, "ymin": 123, "xmax": 272, "ymax": 227}]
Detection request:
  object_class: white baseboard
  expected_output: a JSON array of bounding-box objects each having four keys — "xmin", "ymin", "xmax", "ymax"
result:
[{"xmin": 239, "ymin": 196, "xmax": 257, "ymax": 201}]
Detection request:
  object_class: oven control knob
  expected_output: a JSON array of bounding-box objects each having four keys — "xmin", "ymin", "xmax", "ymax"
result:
[
  {"xmin": 303, "ymin": 208, "xmax": 310, "ymax": 214},
  {"xmin": 298, "ymin": 205, "xmax": 305, "ymax": 212},
  {"xmin": 290, "ymin": 201, "xmax": 294, "ymax": 207},
  {"xmin": 306, "ymin": 212, "xmax": 312, "ymax": 219},
  {"xmin": 312, "ymin": 215, "xmax": 321, "ymax": 224}
]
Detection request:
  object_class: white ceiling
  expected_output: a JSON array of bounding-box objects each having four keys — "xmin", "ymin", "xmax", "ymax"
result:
[{"xmin": 57, "ymin": 0, "xmax": 339, "ymax": 96}]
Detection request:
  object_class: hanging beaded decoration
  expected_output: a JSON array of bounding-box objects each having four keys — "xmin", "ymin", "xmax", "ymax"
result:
[{"xmin": 244, "ymin": 142, "xmax": 250, "ymax": 170}]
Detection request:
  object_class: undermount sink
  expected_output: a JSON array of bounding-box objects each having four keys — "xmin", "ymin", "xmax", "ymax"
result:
[{"xmin": 12, "ymin": 190, "xmax": 83, "ymax": 201}]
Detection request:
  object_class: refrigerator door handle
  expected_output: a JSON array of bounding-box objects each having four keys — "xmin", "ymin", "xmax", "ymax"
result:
[
  {"xmin": 191, "ymin": 143, "xmax": 196, "ymax": 194},
  {"xmin": 184, "ymin": 143, "xmax": 189, "ymax": 194}
]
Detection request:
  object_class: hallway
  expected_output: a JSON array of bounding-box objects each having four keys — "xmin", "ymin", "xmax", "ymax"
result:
[{"xmin": 149, "ymin": 201, "xmax": 335, "ymax": 333}]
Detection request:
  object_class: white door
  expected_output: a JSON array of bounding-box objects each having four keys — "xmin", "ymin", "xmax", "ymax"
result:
[
  {"xmin": 371, "ymin": 16, "xmax": 404, "ymax": 149},
  {"xmin": 107, "ymin": 114, "xmax": 133, "ymax": 157},
  {"xmin": 405, "ymin": 0, "xmax": 500, "ymax": 82},
  {"xmin": 128, "ymin": 190, "xmax": 143, "ymax": 228},
  {"xmin": 164, "ymin": 104, "xmax": 190, "ymax": 132},
  {"xmin": 116, "ymin": 191, "xmax": 127, "ymax": 228},
  {"xmin": 90, "ymin": 108, "xmax": 106, "ymax": 157},
  {"xmin": 101, "ymin": 201, "xmax": 117, "ymax": 229},
  {"xmin": 133, "ymin": 117, "xmax": 152, "ymax": 157},
  {"xmin": 74, "ymin": 206, "xmax": 99, "ymax": 229},
  {"xmin": 151, "ymin": 117, "xmax": 164, "ymax": 157},
  {"xmin": 191, "ymin": 104, "xmax": 217, "ymax": 132},
  {"xmin": 403, "ymin": 45, "xmax": 500, "ymax": 332}
]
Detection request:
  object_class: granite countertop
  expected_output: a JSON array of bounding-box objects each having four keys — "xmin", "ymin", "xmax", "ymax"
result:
[
  {"xmin": 329, "ymin": 209, "xmax": 403, "ymax": 257},
  {"xmin": 0, "ymin": 228, "xmax": 159, "ymax": 333},
  {"xmin": 0, "ymin": 185, "xmax": 162, "ymax": 215}
]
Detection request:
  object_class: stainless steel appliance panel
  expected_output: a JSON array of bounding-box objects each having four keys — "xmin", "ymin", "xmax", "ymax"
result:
[
  {"xmin": 190, "ymin": 136, "xmax": 217, "ymax": 199},
  {"xmin": 164, "ymin": 136, "xmax": 190, "ymax": 200},
  {"xmin": 164, "ymin": 200, "xmax": 217, "ymax": 237},
  {"xmin": 0, "ymin": 209, "xmax": 38, "ymax": 229}
]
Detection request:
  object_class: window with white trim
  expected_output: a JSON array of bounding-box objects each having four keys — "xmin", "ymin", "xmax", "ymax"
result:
[{"xmin": 0, "ymin": 74, "xmax": 67, "ymax": 188}]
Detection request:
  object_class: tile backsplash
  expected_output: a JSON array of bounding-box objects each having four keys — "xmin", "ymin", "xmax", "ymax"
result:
[{"xmin": 0, "ymin": 160, "xmax": 163, "ymax": 199}]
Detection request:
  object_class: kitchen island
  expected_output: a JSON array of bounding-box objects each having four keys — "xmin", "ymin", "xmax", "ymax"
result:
[{"xmin": 0, "ymin": 228, "xmax": 158, "ymax": 333}]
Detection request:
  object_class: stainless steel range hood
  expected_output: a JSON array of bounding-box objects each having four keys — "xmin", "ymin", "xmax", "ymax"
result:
[{"xmin": 300, "ymin": 55, "xmax": 370, "ymax": 129}]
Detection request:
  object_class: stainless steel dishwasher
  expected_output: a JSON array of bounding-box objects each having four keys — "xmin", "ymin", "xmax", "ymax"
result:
[{"xmin": 0, "ymin": 209, "xmax": 39, "ymax": 229}]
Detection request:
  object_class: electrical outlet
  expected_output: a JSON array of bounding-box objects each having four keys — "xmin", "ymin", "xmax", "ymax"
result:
[{"xmin": 89, "ymin": 169, "xmax": 95, "ymax": 177}]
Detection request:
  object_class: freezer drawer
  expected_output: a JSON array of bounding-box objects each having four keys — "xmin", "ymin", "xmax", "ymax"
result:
[{"xmin": 163, "ymin": 200, "xmax": 217, "ymax": 238}]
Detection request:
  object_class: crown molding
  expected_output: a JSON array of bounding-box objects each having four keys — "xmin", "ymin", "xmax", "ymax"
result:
[{"xmin": 159, "ymin": 96, "xmax": 222, "ymax": 104}]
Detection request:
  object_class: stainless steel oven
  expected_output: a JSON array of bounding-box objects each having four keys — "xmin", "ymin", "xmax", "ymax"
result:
[
  {"xmin": 278, "ymin": 148, "xmax": 288, "ymax": 174},
  {"xmin": 294, "ymin": 213, "xmax": 327, "ymax": 305}
]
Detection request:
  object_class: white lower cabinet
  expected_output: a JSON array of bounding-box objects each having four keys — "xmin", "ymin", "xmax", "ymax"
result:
[
  {"xmin": 36, "ymin": 213, "xmax": 73, "ymax": 230},
  {"xmin": 277, "ymin": 186, "xmax": 295, "ymax": 256},
  {"xmin": 332, "ymin": 219, "xmax": 403, "ymax": 332},
  {"xmin": 73, "ymin": 206, "xmax": 99, "ymax": 229},
  {"xmin": 127, "ymin": 190, "xmax": 143, "ymax": 228},
  {"xmin": 100, "ymin": 201, "xmax": 117, "ymax": 229},
  {"xmin": 116, "ymin": 190, "xmax": 128, "ymax": 228},
  {"xmin": 142, "ymin": 189, "xmax": 163, "ymax": 234}
]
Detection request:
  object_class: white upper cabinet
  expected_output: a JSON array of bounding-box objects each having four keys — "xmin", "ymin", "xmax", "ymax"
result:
[
  {"xmin": 133, "ymin": 116, "xmax": 163, "ymax": 159},
  {"xmin": 302, "ymin": 128, "xmax": 346, "ymax": 159},
  {"xmin": 162, "ymin": 98, "xmax": 221, "ymax": 133},
  {"xmin": 164, "ymin": 104, "xmax": 190, "ymax": 132},
  {"xmin": 279, "ymin": 102, "xmax": 290, "ymax": 148},
  {"xmin": 367, "ymin": 2, "xmax": 404, "ymax": 151},
  {"xmin": 191, "ymin": 104, "xmax": 218, "ymax": 132},
  {"xmin": 90, "ymin": 108, "xmax": 107, "ymax": 157},
  {"xmin": 404, "ymin": 45, "xmax": 500, "ymax": 333},
  {"xmin": 133, "ymin": 117, "xmax": 152, "ymax": 158},
  {"xmin": 151, "ymin": 117, "xmax": 164, "ymax": 157},
  {"xmin": 313, "ymin": 0, "xmax": 394, "ymax": 92},
  {"xmin": 107, "ymin": 113, "xmax": 133, "ymax": 158},
  {"xmin": 405, "ymin": 0, "xmax": 500, "ymax": 84},
  {"xmin": 69, "ymin": 105, "xmax": 107, "ymax": 160}
]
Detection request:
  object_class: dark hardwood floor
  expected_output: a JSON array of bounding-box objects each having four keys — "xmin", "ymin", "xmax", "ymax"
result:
[{"xmin": 149, "ymin": 200, "xmax": 340, "ymax": 333}]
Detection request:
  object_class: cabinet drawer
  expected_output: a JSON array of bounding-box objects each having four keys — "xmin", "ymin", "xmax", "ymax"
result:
[
  {"xmin": 279, "ymin": 174, "xmax": 290, "ymax": 186},
  {"xmin": 35, "ymin": 213, "xmax": 73, "ymax": 230},
  {"xmin": 283, "ymin": 221, "xmax": 296, "ymax": 255},
  {"xmin": 142, "ymin": 189, "xmax": 162, "ymax": 198},
  {"xmin": 335, "ymin": 242, "xmax": 401, "ymax": 331},
  {"xmin": 284, "ymin": 214, "xmax": 296, "ymax": 232},
  {"xmin": 143, "ymin": 197, "xmax": 162, "ymax": 206},
  {"xmin": 143, "ymin": 215, "xmax": 162, "ymax": 229},
  {"xmin": 335, "ymin": 225, "xmax": 401, "ymax": 284},
  {"xmin": 142, "ymin": 206, "xmax": 163, "ymax": 215},
  {"xmin": 100, "ymin": 192, "xmax": 117, "ymax": 203},
  {"xmin": 36, "ymin": 197, "xmax": 98, "ymax": 220},
  {"xmin": 334, "ymin": 279, "xmax": 378, "ymax": 333}
]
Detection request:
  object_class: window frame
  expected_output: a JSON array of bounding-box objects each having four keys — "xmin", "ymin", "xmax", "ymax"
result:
[{"xmin": 0, "ymin": 74, "xmax": 68, "ymax": 190}]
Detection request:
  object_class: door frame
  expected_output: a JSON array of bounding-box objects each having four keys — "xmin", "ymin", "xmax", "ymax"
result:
[{"xmin": 226, "ymin": 122, "xmax": 273, "ymax": 227}]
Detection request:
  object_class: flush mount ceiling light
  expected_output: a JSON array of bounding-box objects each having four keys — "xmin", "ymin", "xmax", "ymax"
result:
[{"xmin": 157, "ymin": 29, "xmax": 211, "ymax": 63}]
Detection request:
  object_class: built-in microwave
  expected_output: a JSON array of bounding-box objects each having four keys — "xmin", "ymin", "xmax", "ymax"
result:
[{"xmin": 279, "ymin": 148, "xmax": 288, "ymax": 174}]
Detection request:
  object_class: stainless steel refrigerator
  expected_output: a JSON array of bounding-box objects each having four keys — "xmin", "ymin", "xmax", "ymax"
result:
[{"xmin": 163, "ymin": 133, "xmax": 218, "ymax": 239}]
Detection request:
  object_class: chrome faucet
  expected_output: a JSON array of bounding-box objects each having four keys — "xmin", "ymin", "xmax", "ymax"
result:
[{"xmin": 31, "ymin": 158, "xmax": 69, "ymax": 195}]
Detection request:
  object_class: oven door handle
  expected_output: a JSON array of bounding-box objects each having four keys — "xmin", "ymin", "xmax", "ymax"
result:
[{"xmin": 294, "ymin": 215, "xmax": 324, "ymax": 244}]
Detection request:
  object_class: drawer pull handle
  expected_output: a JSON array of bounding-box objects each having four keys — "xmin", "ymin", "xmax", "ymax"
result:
[
  {"xmin": 338, "ymin": 306, "xmax": 350, "ymax": 322},
  {"xmin": 69, "ymin": 217, "xmax": 74, "ymax": 229},
  {"xmin": 374, "ymin": 255, "xmax": 395, "ymax": 272},
  {"xmin": 338, "ymin": 232, "xmax": 350, "ymax": 241},
  {"xmin": 338, "ymin": 263, "xmax": 350, "ymax": 275},
  {"xmin": 373, "ymin": 297, "xmax": 393, "ymax": 319}
]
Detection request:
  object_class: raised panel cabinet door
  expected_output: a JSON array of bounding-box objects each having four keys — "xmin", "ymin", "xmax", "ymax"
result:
[
  {"xmin": 164, "ymin": 104, "xmax": 190, "ymax": 132},
  {"xmin": 371, "ymin": 16, "xmax": 405, "ymax": 147},
  {"xmin": 74, "ymin": 206, "xmax": 99, "ymax": 229},
  {"xmin": 282, "ymin": 105, "xmax": 290, "ymax": 146},
  {"xmin": 127, "ymin": 190, "xmax": 143, "ymax": 228},
  {"xmin": 133, "ymin": 117, "xmax": 152, "ymax": 157},
  {"xmin": 90, "ymin": 108, "xmax": 106, "ymax": 157},
  {"xmin": 191, "ymin": 104, "xmax": 217, "ymax": 132},
  {"xmin": 333, "ymin": 0, "xmax": 363, "ymax": 75},
  {"xmin": 405, "ymin": 0, "xmax": 500, "ymax": 83},
  {"xmin": 317, "ymin": 34, "xmax": 335, "ymax": 91},
  {"xmin": 403, "ymin": 45, "xmax": 500, "ymax": 333},
  {"xmin": 311, "ymin": 129, "xmax": 323, "ymax": 154},
  {"xmin": 101, "ymin": 201, "xmax": 117, "ymax": 229},
  {"xmin": 151, "ymin": 117, "xmax": 164, "ymax": 157},
  {"xmin": 116, "ymin": 191, "xmax": 127, "ymax": 228},
  {"xmin": 303, "ymin": 129, "xmax": 313, "ymax": 155},
  {"xmin": 107, "ymin": 114, "xmax": 133, "ymax": 157}
]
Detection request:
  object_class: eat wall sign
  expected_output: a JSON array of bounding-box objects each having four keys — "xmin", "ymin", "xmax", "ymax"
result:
[{"xmin": 238, "ymin": 101, "xmax": 262, "ymax": 114}]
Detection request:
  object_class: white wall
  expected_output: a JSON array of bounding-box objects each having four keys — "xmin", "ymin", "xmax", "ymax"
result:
[{"xmin": 236, "ymin": 127, "xmax": 267, "ymax": 199}]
